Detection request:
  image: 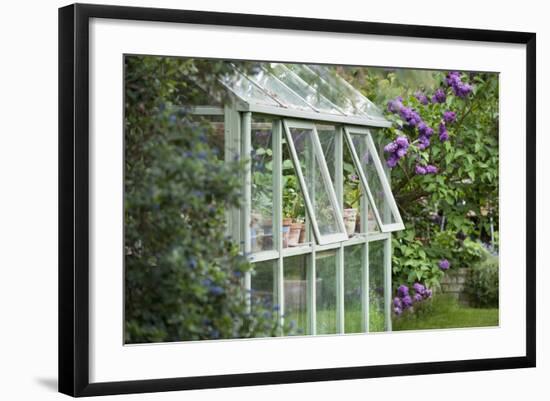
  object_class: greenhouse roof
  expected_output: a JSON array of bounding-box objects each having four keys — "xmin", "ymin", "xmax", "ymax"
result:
[{"xmin": 220, "ymin": 63, "xmax": 391, "ymax": 128}]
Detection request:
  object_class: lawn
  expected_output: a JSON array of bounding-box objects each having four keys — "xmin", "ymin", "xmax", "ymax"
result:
[
  {"xmin": 392, "ymin": 294, "xmax": 499, "ymax": 331},
  {"xmin": 283, "ymin": 295, "xmax": 498, "ymax": 335}
]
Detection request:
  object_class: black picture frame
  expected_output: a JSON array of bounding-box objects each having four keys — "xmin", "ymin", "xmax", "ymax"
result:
[{"xmin": 59, "ymin": 3, "xmax": 536, "ymax": 397}]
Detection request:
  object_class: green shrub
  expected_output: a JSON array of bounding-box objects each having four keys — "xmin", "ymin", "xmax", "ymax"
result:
[
  {"xmin": 124, "ymin": 56, "xmax": 286, "ymax": 343},
  {"xmin": 464, "ymin": 255, "xmax": 499, "ymax": 308}
]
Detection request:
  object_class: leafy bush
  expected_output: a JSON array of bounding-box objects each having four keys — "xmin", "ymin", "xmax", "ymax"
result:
[
  {"xmin": 124, "ymin": 56, "xmax": 286, "ymax": 343},
  {"xmin": 464, "ymin": 255, "xmax": 499, "ymax": 308}
]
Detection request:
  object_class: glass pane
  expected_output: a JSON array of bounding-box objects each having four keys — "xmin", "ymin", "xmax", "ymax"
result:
[
  {"xmin": 307, "ymin": 65, "xmax": 385, "ymax": 120},
  {"xmin": 287, "ymin": 126, "xmax": 342, "ymax": 238},
  {"xmin": 316, "ymin": 250, "xmax": 338, "ymax": 335},
  {"xmin": 343, "ymin": 141, "xmax": 363, "ymax": 237},
  {"xmin": 283, "ymin": 255, "xmax": 308, "ymax": 335},
  {"xmin": 267, "ymin": 64, "xmax": 346, "ymax": 115},
  {"xmin": 344, "ymin": 245, "xmax": 364, "ymax": 333},
  {"xmin": 245, "ymin": 67, "xmax": 314, "ymax": 112},
  {"xmin": 350, "ymin": 133, "xmax": 397, "ymax": 226},
  {"xmin": 251, "ymin": 260, "xmax": 278, "ymax": 313},
  {"xmin": 251, "ymin": 117, "xmax": 275, "ymax": 252},
  {"xmin": 282, "ymin": 142, "xmax": 308, "ymax": 248},
  {"xmin": 369, "ymin": 240, "xmax": 386, "ymax": 332},
  {"xmin": 317, "ymin": 125, "xmax": 337, "ymax": 184},
  {"xmin": 220, "ymin": 70, "xmax": 280, "ymax": 108}
]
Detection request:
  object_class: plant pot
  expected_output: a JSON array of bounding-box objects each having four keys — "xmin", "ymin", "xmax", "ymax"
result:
[
  {"xmin": 288, "ymin": 222, "xmax": 302, "ymax": 247},
  {"xmin": 282, "ymin": 218, "xmax": 293, "ymax": 248},
  {"xmin": 343, "ymin": 208, "xmax": 358, "ymax": 236},
  {"xmin": 261, "ymin": 219, "xmax": 273, "ymax": 249}
]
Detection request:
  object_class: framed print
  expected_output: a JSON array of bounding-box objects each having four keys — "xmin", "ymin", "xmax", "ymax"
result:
[{"xmin": 58, "ymin": 3, "xmax": 536, "ymax": 397}]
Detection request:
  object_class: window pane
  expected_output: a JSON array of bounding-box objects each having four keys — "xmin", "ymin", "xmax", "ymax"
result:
[
  {"xmin": 220, "ymin": 70, "xmax": 280, "ymax": 108},
  {"xmin": 316, "ymin": 250, "xmax": 338, "ymax": 335},
  {"xmin": 343, "ymin": 140, "xmax": 363, "ymax": 237},
  {"xmin": 251, "ymin": 260, "xmax": 278, "ymax": 312},
  {"xmin": 287, "ymin": 126, "xmax": 342, "ymax": 238},
  {"xmin": 317, "ymin": 125, "xmax": 337, "ymax": 183},
  {"xmin": 245, "ymin": 67, "xmax": 314, "ymax": 112},
  {"xmin": 282, "ymin": 140, "xmax": 308, "ymax": 248},
  {"xmin": 251, "ymin": 117, "xmax": 275, "ymax": 252},
  {"xmin": 344, "ymin": 245, "xmax": 364, "ymax": 333},
  {"xmin": 350, "ymin": 133, "xmax": 397, "ymax": 226},
  {"xmin": 267, "ymin": 64, "xmax": 346, "ymax": 116},
  {"xmin": 369, "ymin": 240, "xmax": 386, "ymax": 332},
  {"xmin": 283, "ymin": 255, "xmax": 308, "ymax": 335},
  {"xmin": 307, "ymin": 65, "xmax": 385, "ymax": 120}
]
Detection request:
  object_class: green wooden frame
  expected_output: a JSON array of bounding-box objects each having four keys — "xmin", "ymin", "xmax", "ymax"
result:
[{"xmin": 192, "ymin": 105, "xmax": 398, "ymax": 336}]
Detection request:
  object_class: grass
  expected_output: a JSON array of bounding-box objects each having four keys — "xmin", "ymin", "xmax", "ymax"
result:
[
  {"xmin": 392, "ymin": 294, "xmax": 499, "ymax": 331},
  {"xmin": 283, "ymin": 295, "xmax": 498, "ymax": 335},
  {"xmin": 285, "ymin": 305, "xmax": 386, "ymax": 335}
]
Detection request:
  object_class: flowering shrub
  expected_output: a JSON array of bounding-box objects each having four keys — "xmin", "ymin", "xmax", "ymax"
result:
[
  {"xmin": 341, "ymin": 68, "xmax": 498, "ymax": 291},
  {"xmin": 393, "ymin": 282, "xmax": 432, "ymax": 316}
]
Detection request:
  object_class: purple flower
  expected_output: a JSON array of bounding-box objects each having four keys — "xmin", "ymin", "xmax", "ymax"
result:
[
  {"xmin": 453, "ymin": 82, "xmax": 473, "ymax": 97},
  {"xmin": 413, "ymin": 282, "xmax": 425, "ymax": 294},
  {"xmin": 393, "ymin": 297, "xmax": 402, "ymax": 308},
  {"xmin": 384, "ymin": 136, "xmax": 409, "ymax": 169},
  {"xmin": 418, "ymin": 122, "xmax": 434, "ymax": 138},
  {"xmin": 445, "ymin": 71, "xmax": 473, "ymax": 98},
  {"xmin": 399, "ymin": 107, "xmax": 422, "ymax": 127},
  {"xmin": 425, "ymin": 289, "xmax": 433, "ymax": 298},
  {"xmin": 395, "ymin": 136, "xmax": 409, "ymax": 148},
  {"xmin": 439, "ymin": 123, "xmax": 449, "ymax": 142},
  {"xmin": 397, "ymin": 284, "xmax": 409, "ymax": 297},
  {"xmin": 415, "ymin": 91, "xmax": 429, "ymax": 105},
  {"xmin": 402, "ymin": 295, "xmax": 413, "ymax": 308},
  {"xmin": 439, "ymin": 259, "xmax": 451, "ymax": 270},
  {"xmin": 384, "ymin": 142, "xmax": 398, "ymax": 153},
  {"xmin": 443, "ymin": 111, "xmax": 457, "ymax": 123},
  {"xmin": 414, "ymin": 293, "xmax": 423, "ymax": 302},
  {"xmin": 445, "ymin": 71, "xmax": 462, "ymax": 87},
  {"xmin": 396, "ymin": 147, "xmax": 407, "ymax": 158},
  {"xmin": 426, "ymin": 165, "xmax": 438, "ymax": 174},
  {"xmin": 394, "ymin": 306, "xmax": 403, "ymax": 316},
  {"xmin": 386, "ymin": 154, "xmax": 399, "ymax": 168},
  {"xmin": 417, "ymin": 136, "xmax": 431, "ymax": 150},
  {"xmin": 415, "ymin": 165, "xmax": 427, "ymax": 175},
  {"xmin": 387, "ymin": 96, "xmax": 404, "ymax": 113},
  {"xmin": 432, "ymin": 88, "xmax": 447, "ymax": 104}
]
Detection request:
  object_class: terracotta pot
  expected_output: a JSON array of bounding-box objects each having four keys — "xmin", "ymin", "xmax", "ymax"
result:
[
  {"xmin": 288, "ymin": 223, "xmax": 302, "ymax": 247},
  {"xmin": 343, "ymin": 208, "xmax": 358, "ymax": 236}
]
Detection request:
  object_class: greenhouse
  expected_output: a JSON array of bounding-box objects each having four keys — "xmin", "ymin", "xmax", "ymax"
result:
[{"xmin": 188, "ymin": 62, "xmax": 405, "ymax": 335}]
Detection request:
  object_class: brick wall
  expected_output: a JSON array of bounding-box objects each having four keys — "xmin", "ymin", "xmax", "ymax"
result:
[{"xmin": 440, "ymin": 267, "xmax": 470, "ymax": 305}]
